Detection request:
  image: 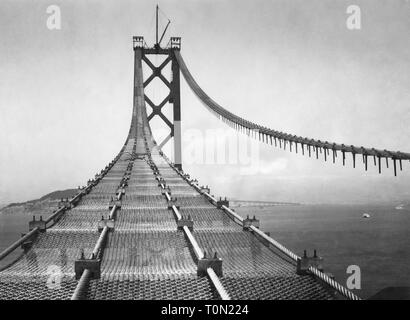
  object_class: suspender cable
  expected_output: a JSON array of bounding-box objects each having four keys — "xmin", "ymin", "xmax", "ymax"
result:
[{"xmin": 174, "ymin": 51, "xmax": 410, "ymax": 176}]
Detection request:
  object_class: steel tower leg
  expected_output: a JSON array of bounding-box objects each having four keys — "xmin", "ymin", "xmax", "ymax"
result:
[{"xmin": 172, "ymin": 55, "xmax": 182, "ymax": 170}]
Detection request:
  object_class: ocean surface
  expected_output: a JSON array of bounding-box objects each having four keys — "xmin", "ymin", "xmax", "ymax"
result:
[
  {"xmin": 235, "ymin": 204, "xmax": 410, "ymax": 299},
  {"xmin": 1, "ymin": 204, "xmax": 409, "ymax": 299}
]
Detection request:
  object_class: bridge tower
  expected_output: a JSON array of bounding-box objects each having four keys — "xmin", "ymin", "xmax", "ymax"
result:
[{"xmin": 132, "ymin": 35, "xmax": 182, "ymax": 170}]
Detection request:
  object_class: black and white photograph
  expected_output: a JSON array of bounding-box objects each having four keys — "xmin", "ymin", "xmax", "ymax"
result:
[{"xmin": 0, "ymin": 0, "xmax": 410, "ymax": 308}]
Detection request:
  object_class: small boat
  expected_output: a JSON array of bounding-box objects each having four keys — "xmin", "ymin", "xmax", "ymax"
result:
[
  {"xmin": 395, "ymin": 204, "xmax": 404, "ymax": 210},
  {"xmin": 362, "ymin": 213, "xmax": 370, "ymax": 218}
]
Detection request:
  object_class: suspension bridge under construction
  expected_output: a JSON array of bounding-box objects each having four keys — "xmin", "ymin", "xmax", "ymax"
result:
[{"xmin": 1, "ymin": 22, "xmax": 408, "ymax": 300}]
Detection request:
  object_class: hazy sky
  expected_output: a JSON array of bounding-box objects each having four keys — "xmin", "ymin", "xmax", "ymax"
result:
[{"xmin": 1, "ymin": 0, "xmax": 409, "ymax": 204}]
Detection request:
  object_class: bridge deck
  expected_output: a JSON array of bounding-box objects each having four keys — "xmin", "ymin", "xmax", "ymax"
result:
[{"xmin": 0, "ymin": 49, "xmax": 346, "ymax": 300}]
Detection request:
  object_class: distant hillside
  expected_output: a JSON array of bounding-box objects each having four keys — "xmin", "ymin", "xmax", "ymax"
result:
[
  {"xmin": 37, "ymin": 189, "xmax": 78, "ymax": 201},
  {"xmin": 369, "ymin": 287, "xmax": 410, "ymax": 300},
  {"xmin": 0, "ymin": 189, "xmax": 77, "ymax": 215},
  {"xmin": 0, "ymin": 188, "xmax": 300, "ymax": 215},
  {"xmin": 230, "ymin": 199, "xmax": 300, "ymax": 207}
]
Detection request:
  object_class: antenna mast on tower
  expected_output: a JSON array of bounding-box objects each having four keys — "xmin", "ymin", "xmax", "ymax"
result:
[{"xmin": 154, "ymin": 4, "xmax": 171, "ymax": 49}]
